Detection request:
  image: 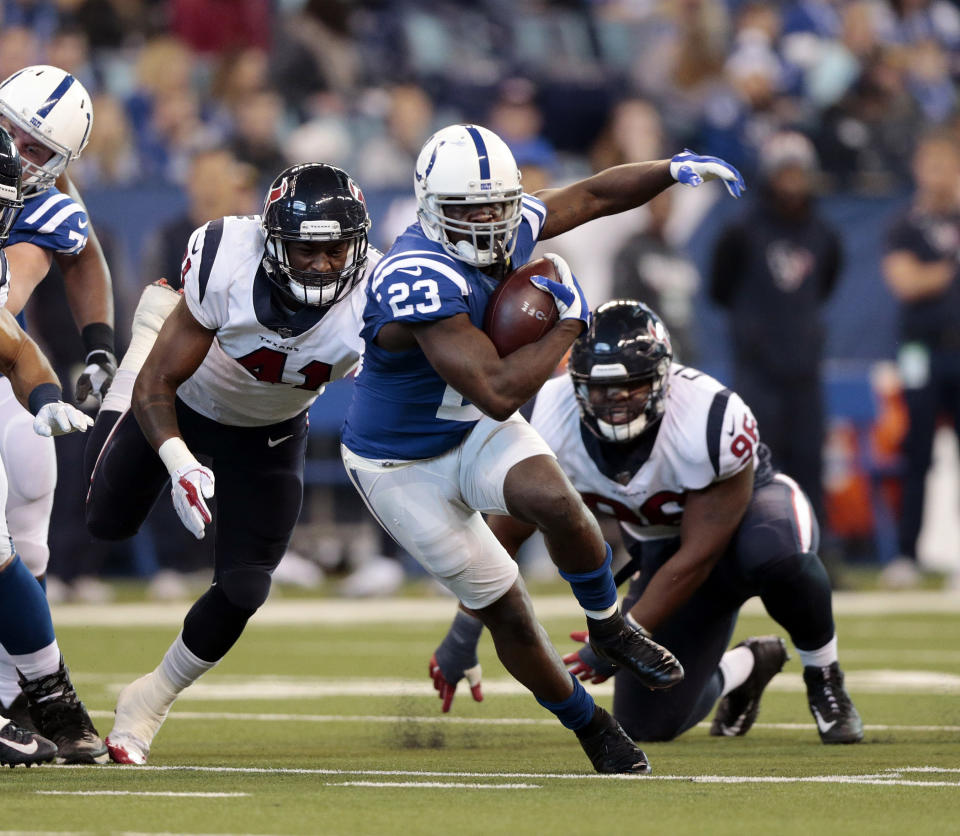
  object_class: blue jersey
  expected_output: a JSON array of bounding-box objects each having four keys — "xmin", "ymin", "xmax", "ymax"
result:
[
  {"xmin": 342, "ymin": 194, "xmax": 548, "ymax": 460},
  {"xmin": 7, "ymin": 187, "xmax": 88, "ymax": 255}
]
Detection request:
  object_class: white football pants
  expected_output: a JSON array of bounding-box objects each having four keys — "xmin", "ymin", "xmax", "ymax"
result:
[{"xmin": 341, "ymin": 413, "xmax": 554, "ymax": 610}]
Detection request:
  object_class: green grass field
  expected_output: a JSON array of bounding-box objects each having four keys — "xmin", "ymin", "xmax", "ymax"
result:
[{"xmin": 3, "ymin": 590, "xmax": 959, "ymax": 836}]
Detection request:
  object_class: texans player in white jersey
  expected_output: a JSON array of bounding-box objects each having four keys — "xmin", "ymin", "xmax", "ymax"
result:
[
  {"xmin": 340, "ymin": 123, "xmax": 745, "ymax": 773},
  {"xmin": 0, "ymin": 66, "xmax": 116, "ymax": 731},
  {"xmin": 434, "ymin": 301, "xmax": 863, "ymax": 745},
  {"xmin": 81, "ymin": 163, "xmax": 374, "ymax": 765},
  {"xmin": 0, "ymin": 126, "xmax": 106, "ymax": 765}
]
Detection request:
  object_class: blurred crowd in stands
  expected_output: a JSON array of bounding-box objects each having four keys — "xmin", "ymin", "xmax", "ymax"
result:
[{"xmin": 3, "ymin": 0, "xmax": 960, "ymax": 598}]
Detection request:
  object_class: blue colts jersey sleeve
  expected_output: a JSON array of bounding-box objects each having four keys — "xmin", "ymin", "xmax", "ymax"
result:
[
  {"xmin": 7, "ymin": 188, "xmax": 88, "ymax": 255},
  {"xmin": 342, "ymin": 194, "xmax": 548, "ymax": 461}
]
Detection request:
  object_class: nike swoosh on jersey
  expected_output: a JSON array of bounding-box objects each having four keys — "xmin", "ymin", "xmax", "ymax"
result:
[
  {"xmin": 812, "ymin": 707, "xmax": 837, "ymax": 733},
  {"xmin": 267, "ymin": 434, "xmax": 294, "ymax": 448},
  {"xmin": 77, "ymin": 218, "xmax": 88, "ymax": 229},
  {"xmin": 191, "ymin": 236, "xmax": 200, "ymax": 255},
  {"xmin": 727, "ymin": 415, "xmax": 736, "ymax": 436},
  {"xmin": 398, "ymin": 266, "xmax": 423, "ymax": 276},
  {"xmin": 0, "ymin": 736, "xmax": 38, "ymax": 755}
]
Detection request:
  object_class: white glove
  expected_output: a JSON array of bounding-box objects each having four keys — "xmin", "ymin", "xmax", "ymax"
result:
[
  {"xmin": 33, "ymin": 401, "xmax": 94, "ymax": 437},
  {"xmin": 170, "ymin": 462, "xmax": 215, "ymax": 540},
  {"xmin": 670, "ymin": 150, "xmax": 746, "ymax": 198},
  {"xmin": 528, "ymin": 252, "xmax": 590, "ymax": 328},
  {"xmin": 158, "ymin": 437, "xmax": 215, "ymax": 540}
]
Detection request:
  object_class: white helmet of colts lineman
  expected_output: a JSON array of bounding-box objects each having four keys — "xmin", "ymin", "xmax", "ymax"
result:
[
  {"xmin": 414, "ymin": 124, "xmax": 523, "ymax": 267},
  {"xmin": 0, "ymin": 65, "xmax": 93, "ymax": 195}
]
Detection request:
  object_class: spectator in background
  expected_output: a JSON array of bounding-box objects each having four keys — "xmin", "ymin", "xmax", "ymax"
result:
[
  {"xmin": 170, "ymin": 0, "xmax": 269, "ymax": 55},
  {"xmin": 354, "ymin": 83, "xmax": 436, "ymax": 190},
  {"xmin": 69, "ymin": 94, "xmax": 138, "ymax": 188},
  {"xmin": 487, "ymin": 79, "xmax": 557, "ymax": 178},
  {"xmin": 0, "ymin": 26, "xmax": 40, "ymax": 81},
  {"xmin": 880, "ymin": 131, "xmax": 960, "ymax": 589},
  {"xmin": 142, "ymin": 148, "xmax": 257, "ymax": 287},
  {"xmin": 698, "ymin": 2, "xmax": 798, "ymax": 180},
  {"xmin": 611, "ymin": 189, "xmax": 700, "ymax": 364},
  {"xmin": 817, "ymin": 48, "xmax": 922, "ymax": 192},
  {"xmin": 710, "ymin": 131, "xmax": 842, "ymax": 527},
  {"xmin": 228, "ymin": 88, "xmax": 287, "ymax": 186}
]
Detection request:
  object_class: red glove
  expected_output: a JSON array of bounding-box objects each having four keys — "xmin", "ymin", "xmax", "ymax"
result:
[
  {"xmin": 429, "ymin": 653, "xmax": 483, "ymax": 713},
  {"xmin": 562, "ymin": 630, "xmax": 617, "ymax": 684}
]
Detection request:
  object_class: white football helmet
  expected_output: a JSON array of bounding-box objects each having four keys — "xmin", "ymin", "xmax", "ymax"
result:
[
  {"xmin": 414, "ymin": 124, "xmax": 522, "ymax": 267},
  {"xmin": 0, "ymin": 65, "xmax": 93, "ymax": 195}
]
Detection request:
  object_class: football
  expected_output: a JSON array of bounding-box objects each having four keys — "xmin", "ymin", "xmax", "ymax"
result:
[{"xmin": 483, "ymin": 258, "xmax": 560, "ymax": 357}]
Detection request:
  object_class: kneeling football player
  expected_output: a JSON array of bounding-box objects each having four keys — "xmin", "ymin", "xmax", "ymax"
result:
[{"xmin": 431, "ymin": 300, "xmax": 863, "ymax": 745}]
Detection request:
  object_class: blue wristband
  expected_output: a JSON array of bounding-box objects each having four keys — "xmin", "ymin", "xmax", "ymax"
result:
[{"xmin": 28, "ymin": 383, "xmax": 62, "ymax": 416}]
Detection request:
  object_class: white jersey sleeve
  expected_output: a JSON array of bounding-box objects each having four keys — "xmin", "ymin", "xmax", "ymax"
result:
[{"xmin": 182, "ymin": 219, "xmax": 230, "ymax": 330}]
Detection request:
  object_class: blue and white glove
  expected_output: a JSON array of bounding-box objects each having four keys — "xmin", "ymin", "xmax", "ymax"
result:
[
  {"xmin": 75, "ymin": 350, "xmax": 117, "ymax": 406},
  {"xmin": 529, "ymin": 252, "xmax": 590, "ymax": 329},
  {"xmin": 33, "ymin": 401, "xmax": 94, "ymax": 437},
  {"xmin": 670, "ymin": 150, "xmax": 746, "ymax": 198}
]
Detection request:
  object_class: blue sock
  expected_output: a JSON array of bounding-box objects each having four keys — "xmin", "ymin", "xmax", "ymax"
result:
[
  {"xmin": 0, "ymin": 556, "xmax": 55, "ymax": 654},
  {"xmin": 536, "ymin": 675, "xmax": 596, "ymax": 730},
  {"xmin": 558, "ymin": 543, "xmax": 617, "ymax": 612}
]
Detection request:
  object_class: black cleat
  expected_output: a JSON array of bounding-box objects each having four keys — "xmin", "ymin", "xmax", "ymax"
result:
[
  {"xmin": 588, "ymin": 615, "xmax": 684, "ymax": 690},
  {"xmin": 0, "ymin": 717, "xmax": 56, "ymax": 767},
  {"xmin": 575, "ymin": 706, "xmax": 651, "ymax": 774},
  {"xmin": 710, "ymin": 636, "xmax": 789, "ymax": 737},
  {"xmin": 1, "ymin": 693, "xmax": 37, "ymax": 733},
  {"xmin": 803, "ymin": 662, "xmax": 863, "ymax": 744},
  {"xmin": 19, "ymin": 661, "xmax": 108, "ymax": 764}
]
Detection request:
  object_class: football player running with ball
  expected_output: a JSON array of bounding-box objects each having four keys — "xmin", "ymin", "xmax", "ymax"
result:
[
  {"xmin": 82, "ymin": 163, "xmax": 375, "ymax": 765},
  {"xmin": 340, "ymin": 124, "xmax": 745, "ymax": 773},
  {"xmin": 433, "ymin": 301, "xmax": 863, "ymax": 746},
  {"xmin": 0, "ymin": 126, "xmax": 101, "ymax": 766}
]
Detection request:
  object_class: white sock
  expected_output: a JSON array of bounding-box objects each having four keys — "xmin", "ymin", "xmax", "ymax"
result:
[
  {"xmin": 719, "ymin": 646, "xmax": 755, "ymax": 696},
  {"xmin": 796, "ymin": 634, "xmax": 838, "ymax": 669},
  {"xmin": 159, "ymin": 632, "xmax": 218, "ymax": 693},
  {"xmin": 11, "ymin": 641, "xmax": 62, "ymax": 696},
  {"xmin": 0, "ymin": 646, "xmax": 23, "ymax": 706},
  {"xmin": 584, "ymin": 603, "xmax": 619, "ymax": 620}
]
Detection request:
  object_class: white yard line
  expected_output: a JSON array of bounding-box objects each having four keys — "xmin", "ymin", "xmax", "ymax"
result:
[
  {"xmin": 35, "ymin": 791, "xmax": 249, "ymax": 798},
  {"xmin": 327, "ymin": 781, "xmax": 540, "ymax": 789},
  {"xmin": 78, "ymin": 669, "xmax": 960, "ymax": 699},
  {"xmin": 49, "ymin": 591, "xmax": 960, "ymax": 627},
  {"xmin": 49, "ymin": 764, "xmax": 960, "ymax": 789},
  {"xmin": 82, "ymin": 709, "xmax": 960, "ymax": 735}
]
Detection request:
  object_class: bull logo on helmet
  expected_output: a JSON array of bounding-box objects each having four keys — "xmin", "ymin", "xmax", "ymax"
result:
[
  {"xmin": 266, "ymin": 178, "xmax": 288, "ymax": 207},
  {"xmin": 347, "ymin": 177, "xmax": 365, "ymax": 206}
]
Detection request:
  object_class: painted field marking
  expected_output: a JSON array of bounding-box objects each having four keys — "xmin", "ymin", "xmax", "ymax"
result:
[
  {"xmin": 80, "ymin": 669, "xmax": 960, "ymax": 701},
  {"xmin": 50, "ymin": 764, "xmax": 960, "ymax": 788},
  {"xmin": 82, "ymin": 708, "xmax": 960, "ymax": 735},
  {"xmin": 328, "ymin": 781, "xmax": 540, "ymax": 789},
  {"xmin": 48, "ymin": 591, "xmax": 960, "ymax": 627},
  {"xmin": 35, "ymin": 791, "xmax": 249, "ymax": 798}
]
